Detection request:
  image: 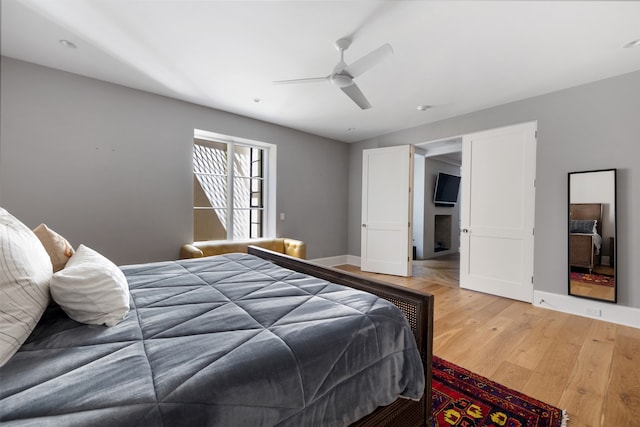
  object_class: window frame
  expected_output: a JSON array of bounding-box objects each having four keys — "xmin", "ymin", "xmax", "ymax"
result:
[{"xmin": 193, "ymin": 129, "xmax": 276, "ymax": 241}]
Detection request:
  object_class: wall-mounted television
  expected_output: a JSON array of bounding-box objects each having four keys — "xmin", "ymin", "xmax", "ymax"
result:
[{"xmin": 433, "ymin": 172, "xmax": 461, "ymax": 207}]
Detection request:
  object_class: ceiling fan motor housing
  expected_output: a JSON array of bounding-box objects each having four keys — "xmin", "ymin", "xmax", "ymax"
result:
[{"xmin": 330, "ymin": 73, "xmax": 353, "ymax": 87}]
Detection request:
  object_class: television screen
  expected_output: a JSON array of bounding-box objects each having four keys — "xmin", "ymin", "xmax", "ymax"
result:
[{"xmin": 433, "ymin": 172, "xmax": 461, "ymax": 206}]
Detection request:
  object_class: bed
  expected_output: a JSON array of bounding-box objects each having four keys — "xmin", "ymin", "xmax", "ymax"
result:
[
  {"xmin": 569, "ymin": 203, "xmax": 602, "ymax": 273},
  {"xmin": 0, "ymin": 245, "xmax": 433, "ymax": 426}
]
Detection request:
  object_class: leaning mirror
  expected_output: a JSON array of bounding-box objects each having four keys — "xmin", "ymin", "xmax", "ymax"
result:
[{"xmin": 568, "ymin": 169, "xmax": 617, "ymax": 302}]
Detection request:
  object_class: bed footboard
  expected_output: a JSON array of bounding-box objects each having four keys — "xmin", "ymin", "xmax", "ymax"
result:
[{"xmin": 248, "ymin": 246, "xmax": 434, "ymax": 426}]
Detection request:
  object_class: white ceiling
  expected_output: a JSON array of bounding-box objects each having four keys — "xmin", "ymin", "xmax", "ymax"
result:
[{"xmin": 2, "ymin": 1, "xmax": 639, "ymax": 143}]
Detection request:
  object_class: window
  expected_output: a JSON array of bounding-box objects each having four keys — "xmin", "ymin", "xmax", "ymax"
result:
[{"xmin": 193, "ymin": 130, "xmax": 275, "ymax": 241}]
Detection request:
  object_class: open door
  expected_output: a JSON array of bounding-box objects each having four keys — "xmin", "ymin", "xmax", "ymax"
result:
[
  {"xmin": 361, "ymin": 145, "xmax": 413, "ymax": 277},
  {"xmin": 460, "ymin": 122, "xmax": 536, "ymax": 302}
]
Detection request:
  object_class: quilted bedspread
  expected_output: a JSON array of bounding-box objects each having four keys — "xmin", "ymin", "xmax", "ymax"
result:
[{"xmin": 0, "ymin": 253, "xmax": 424, "ymax": 426}]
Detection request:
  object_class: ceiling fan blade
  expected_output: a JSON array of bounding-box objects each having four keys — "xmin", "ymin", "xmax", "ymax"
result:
[
  {"xmin": 345, "ymin": 43, "xmax": 393, "ymax": 78},
  {"xmin": 341, "ymin": 82, "xmax": 372, "ymax": 110},
  {"xmin": 272, "ymin": 76, "xmax": 329, "ymax": 85}
]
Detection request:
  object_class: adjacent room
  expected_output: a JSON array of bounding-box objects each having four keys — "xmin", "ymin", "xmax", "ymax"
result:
[{"xmin": 1, "ymin": 1, "xmax": 639, "ymax": 426}]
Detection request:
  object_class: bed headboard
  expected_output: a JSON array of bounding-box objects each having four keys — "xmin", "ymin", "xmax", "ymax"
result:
[{"xmin": 570, "ymin": 203, "xmax": 602, "ymax": 235}]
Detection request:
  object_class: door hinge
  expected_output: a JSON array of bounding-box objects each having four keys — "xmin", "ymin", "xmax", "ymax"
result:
[
  {"xmin": 532, "ymin": 227, "xmax": 535, "ymax": 235},
  {"xmin": 531, "ymin": 276, "xmax": 534, "ymax": 284},
  {"xmin": 535, "ymin": 130, "xmax": 537, "ymax": 139}
]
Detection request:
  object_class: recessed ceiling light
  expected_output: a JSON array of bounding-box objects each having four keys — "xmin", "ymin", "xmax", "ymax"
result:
[
  {"xmin": 623, "ymin": 38, "xmax": 640, "ymax": 48},
  {"xmin": 417, "ymin": 105, "xmax": 431, "ymax": 111},
  {"xmin": 59, "ymin": 39, "xmax": 77, "ymax": 49}
]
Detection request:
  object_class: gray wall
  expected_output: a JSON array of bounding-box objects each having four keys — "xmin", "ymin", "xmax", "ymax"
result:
[
  {"xmin": 347, "ymin": 70, "xmax": 640, "ymax": 309},
  {"xmin": 0, "ymin": 57, "xmax": 349, "ymax": 264}
]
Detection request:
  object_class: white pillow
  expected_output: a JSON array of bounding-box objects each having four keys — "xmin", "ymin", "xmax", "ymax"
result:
[
  {"xmin": 50, "ymin": 244, "xmax": 130, "ymax": 327},
  {"xmin": 0, "ymin": 208, "xmax": 53, "ymax": 367}
]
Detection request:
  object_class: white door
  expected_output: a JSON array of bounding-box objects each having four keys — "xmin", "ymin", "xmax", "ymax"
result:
[
  {"xmin": 361, "ymin": 145, "xmax": 413, "ymax": 277},
  {"xmin": 460, "ymin": 122, "xmax": 537, "ymax": 302}
]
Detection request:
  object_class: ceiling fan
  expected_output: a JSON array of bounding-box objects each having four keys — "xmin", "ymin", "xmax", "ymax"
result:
[{"xmin": 273, "ymin": 38, "xmax": 393, "ymax": 110}]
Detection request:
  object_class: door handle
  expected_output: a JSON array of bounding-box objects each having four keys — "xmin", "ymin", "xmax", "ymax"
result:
[
  {"xmin": 362, "ymin": 224, "xmax": 367, "ymax": 228},
  {"xmin": 462, "ymin": 228, "xmax": 469, "ymax": 233}
]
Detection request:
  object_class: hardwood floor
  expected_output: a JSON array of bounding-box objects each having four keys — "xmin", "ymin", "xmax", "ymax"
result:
[{"xmin": 336, "ymin": 255, "xmax": 640, "ymax": 427}]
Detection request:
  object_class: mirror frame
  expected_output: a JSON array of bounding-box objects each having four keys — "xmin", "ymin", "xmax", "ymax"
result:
[{"xmin": 567, "ymin": 168, "xmax": 617, "ymax": 303}]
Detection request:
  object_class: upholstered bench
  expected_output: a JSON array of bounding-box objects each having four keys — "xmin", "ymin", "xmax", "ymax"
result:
[{"xmin": 180, "ymin": 238, "xmax": 306, "ymax": 260}]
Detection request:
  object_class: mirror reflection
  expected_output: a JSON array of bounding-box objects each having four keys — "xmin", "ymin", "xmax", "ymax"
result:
[{"xmin": 568, "ymin": 169, "xmax": 616, "ymax": 302}]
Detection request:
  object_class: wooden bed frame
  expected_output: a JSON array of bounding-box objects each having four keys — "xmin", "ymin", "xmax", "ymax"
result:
[
  {"xmin": 569, "ymin": 203, "xmax": 602, "ymax": 273},
  {"xmin": 248, "ymin": 246, "xmax": 434, "ymax": 427}
]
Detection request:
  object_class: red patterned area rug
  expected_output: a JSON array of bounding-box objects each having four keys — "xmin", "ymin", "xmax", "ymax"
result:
[
  {"xmin": 432, "ymin": 356, "xmax": 568, "ymax": 427},
  {"xmin": 570, "ymin": 272, "xmax": 614, "ymax": 287}
]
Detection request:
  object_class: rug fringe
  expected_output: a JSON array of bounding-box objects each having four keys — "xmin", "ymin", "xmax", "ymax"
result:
[{"xmin": 561, "ymin": 409, "xmax": 569, "ymax": 426}]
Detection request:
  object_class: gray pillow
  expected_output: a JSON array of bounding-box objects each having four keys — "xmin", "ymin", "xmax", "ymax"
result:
[{"xmin": 570, "ymin": 219, "xmax": 596, "ymax": 234}]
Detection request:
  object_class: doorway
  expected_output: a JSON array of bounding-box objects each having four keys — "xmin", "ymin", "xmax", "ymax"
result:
[
  {"xmin": 360, "ymin": 122, "xmax": 535, "ymax": 301},
  {"xmin": 410, "ymin": 122, "xmax": 537, "ymax": 302},
  {"xmin": 412, "ymin": 138, "xmax": 462, "ymax": 287}
]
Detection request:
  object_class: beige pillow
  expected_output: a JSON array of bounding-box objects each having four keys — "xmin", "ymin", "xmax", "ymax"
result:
[
  {"xmin": 0, "ymin": 208, "xmax": 53, "ymax": 367},
  {"xmin": 32, "ymin": 223, "xmax": 74, "ymax": 272}
]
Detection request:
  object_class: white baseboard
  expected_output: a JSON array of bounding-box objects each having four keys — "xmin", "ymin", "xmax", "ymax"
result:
[
  {"xmin": 533, "ymin": 290, "xmax": 640, "ymax": 329},
  {"xmin": 346, "ymin": 255, "xmax": 361, "ymax": 267},
  {"xmin": 309, "ymin": 254, "xmax": 361, "ymax": 267},
  {"xmin": 310, "ymin": 255, "xmax": 350, "ymax": 267}
]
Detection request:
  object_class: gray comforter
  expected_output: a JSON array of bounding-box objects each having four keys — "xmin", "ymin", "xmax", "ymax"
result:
[{"xmin": 0, "ymin": 253, "xmax": 424, "ymax": 426}]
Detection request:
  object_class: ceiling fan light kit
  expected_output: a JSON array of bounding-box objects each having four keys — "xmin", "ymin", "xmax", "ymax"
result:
[{"xmin": 273, "ymin": 38, "xmax": 393, "ymax": 110}]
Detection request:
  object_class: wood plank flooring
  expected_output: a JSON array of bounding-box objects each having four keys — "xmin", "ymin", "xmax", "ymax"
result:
[{"xmin": 336, "ymin": 254, "xmax": 640, "ymax": 427}]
